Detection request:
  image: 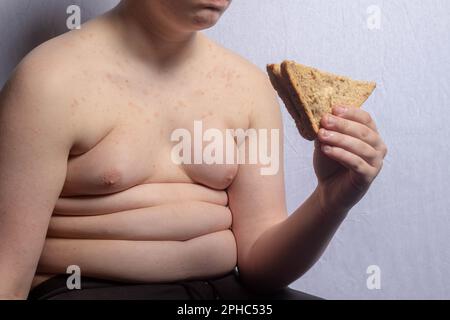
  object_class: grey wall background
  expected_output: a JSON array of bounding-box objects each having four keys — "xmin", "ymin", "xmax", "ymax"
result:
[{"xmin": 1, "ymin": 0, "xmax": 449, "ymax": 299}]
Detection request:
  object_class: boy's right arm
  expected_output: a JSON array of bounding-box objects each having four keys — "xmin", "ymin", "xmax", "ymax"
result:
[{"xmin": 0, "ymin": 60, "xmax": 77, "ymax": 299}]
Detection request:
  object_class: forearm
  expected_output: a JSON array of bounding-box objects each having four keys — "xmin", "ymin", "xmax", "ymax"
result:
[
  {"xmin": 0, "ymin": 278, "xmax": 28, "ymax": 299},
  {"xmin": 239, "ymin": 185, "xmax": 349, "ymax": 293},
  {"xmin": 0, "ymin": 264, "xmax": 34, "ymax": 300},
  {"xmin": 0, "ymin": 246, "xmax": 44, "ymax": 300},
  {"xmin": 0, "ymin": 217, "xmax": 51, "ymax": 300}
]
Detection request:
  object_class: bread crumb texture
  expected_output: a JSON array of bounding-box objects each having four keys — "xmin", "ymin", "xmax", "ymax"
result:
[
  {"xmin": 267, "ymin": 60, "xmax": 376, "ymax": 141},
  {"xmin": 285, "ymin": 61, "xmax": 376, "ymax": 133}
]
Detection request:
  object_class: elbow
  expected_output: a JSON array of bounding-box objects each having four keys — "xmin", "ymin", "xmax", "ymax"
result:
[
  {"xmin": 0, "ymin": 290, "xmax": 28, "ymax": 300},
  {"xmin": 236, "ymin": 263, "xmax": 291, "ymax": 296}
]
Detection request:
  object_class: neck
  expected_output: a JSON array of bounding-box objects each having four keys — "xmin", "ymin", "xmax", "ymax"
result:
[{"xmin": 111, "ymin": 2, "xmax": 200, "ymax": 67}]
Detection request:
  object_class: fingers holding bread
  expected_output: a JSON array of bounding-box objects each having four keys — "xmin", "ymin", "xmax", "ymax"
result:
[
  {"xmin": 320, "ymin": 144, "xmax": 379, "ymax": 185},
  {"xmin": 328, "ymin": 106, "xmax": 387, "ymax": 157},
  {"xmin": 331, "ymin": 106, "xmax": 378, "ymax": 133},
  {"xmin": 317, "ymin": 128, "xmax": 380, "ymax": 168},
  {"xmin": 319, "ymin": 114, "xmax": 379, "ymax": 149}
]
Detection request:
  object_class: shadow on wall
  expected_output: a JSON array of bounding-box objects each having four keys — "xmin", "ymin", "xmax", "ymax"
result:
[{"xmin": 0, "ymin": 0, "xmax": 118, "ymax": 87}]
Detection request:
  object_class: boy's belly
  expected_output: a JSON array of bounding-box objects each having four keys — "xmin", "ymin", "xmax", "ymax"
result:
[{"xmin": 32, "ymin": 183, "xmax": 237, "ymax": 289}]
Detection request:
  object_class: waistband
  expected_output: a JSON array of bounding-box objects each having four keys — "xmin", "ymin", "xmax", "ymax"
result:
[{"xmin": 28, "ymin": 268, "xmax": 240, "ymax": 300}]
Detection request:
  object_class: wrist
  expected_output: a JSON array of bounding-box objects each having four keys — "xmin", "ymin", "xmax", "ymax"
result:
[{"xmin": 314, "ymin": 184, "xmax": 350, "ymax": 223}]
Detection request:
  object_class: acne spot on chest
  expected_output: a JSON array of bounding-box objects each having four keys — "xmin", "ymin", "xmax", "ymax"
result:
[
  {"xmin": 201, "ymin": 111, "xmax": 214, "ymax": 119},
  {"xmin": 175, "ymin": 100, "xmax": 188, "ymax": 111},
  {"xmin": 128, "ymin": 102, "xmax": 143, "ymax": 113},
  {"xmin": 71, "ymin": 99, "xmax": 79, "ymax": 109},
  {"xmin": 194, "ymin": 90, "xmax": 206, "ymax": 96}
]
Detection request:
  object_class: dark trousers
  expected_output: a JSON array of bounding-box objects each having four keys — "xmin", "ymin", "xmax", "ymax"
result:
[{"xmin": 28, "ymin": 269, "xmax": 322, "ymax": 300}]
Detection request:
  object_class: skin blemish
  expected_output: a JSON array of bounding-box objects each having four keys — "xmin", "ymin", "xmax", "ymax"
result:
[
  {"xmin": 153, "ymin": 92, "xmax": 161, "ymax": 99},
  {"xmin": 153, "ymin": 112, "xmax": 160, "ymax": 118},
  {"xmin": 202, "ymin": 111, "xmax": 214, "ymax": 119},
  {"xmin": 71, "ymin": 99, "xmax": 79, "ymax": 109},
  {"xmin": 177, "ymin": 101, "xmax": 187, "ymax": 108},
  {"xmin": 194, "ymin": 90, "xmax": 205, "ymax": 96},
  {"xmin": 226, "ymin": 70, "xmax": 235, "ymax": 82},
  {"xmin": 128, "ymin": 102, "xmax": 144, "ymax": 113}
]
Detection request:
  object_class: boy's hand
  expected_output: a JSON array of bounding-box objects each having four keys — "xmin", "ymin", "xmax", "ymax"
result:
[{"xmin": 314, "ymin": 106, "xmax": 388, "ymax": 216}]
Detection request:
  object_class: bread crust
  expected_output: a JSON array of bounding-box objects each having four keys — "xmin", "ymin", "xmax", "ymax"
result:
[
  {"xmin": 267, "ymin": 64, "xmax": 316, "ymax": 140},
  {"xmin": 280, "ymin": 61, "xmax": 318, "ymax": 140}
]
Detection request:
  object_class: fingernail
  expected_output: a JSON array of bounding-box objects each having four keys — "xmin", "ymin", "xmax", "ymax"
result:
[
  {"xmin": 326, "ymin": 115, "xmax": 335, "ymax": 125},
  {"xmin": 320, "ymin": 129, "xmax": 330, "ymax": 137},
  {"xmin": 334, "ymin": 106, "xmax": 347, "ymax": 115},
  {"xmin": 322, "ymin": 145, "xmax": 332, "ymax": 153}
]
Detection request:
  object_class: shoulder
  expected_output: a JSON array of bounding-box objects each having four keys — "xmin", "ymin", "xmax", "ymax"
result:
[
  {"xmin": 4, "ymin": 11, "xmax": 113, "ymax": 93},
  {"xmin": 207, "ymin": 37, "xmax": 274, "ymax": 91},
  {"xmin": 0, "ymin": 29, "xmax": 95, "ymax": 146},
  {"xmin": 202, "ymin": 36, "xmax": 282, "ymax": 128},
  {"xmin": 1, "ymin": 18, "xmax": 107, "ymax": 118},
  {"xmin": 4, "ymin": 33, "xmax": 81, "ymax": 99}
]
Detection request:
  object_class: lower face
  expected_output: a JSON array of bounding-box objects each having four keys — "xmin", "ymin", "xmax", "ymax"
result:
[
  {"xmin": 191, "ymin": 7, "xmax": 224, "ymax": 28},
  {"xmin": 160, "ymin": 0, "xmax": 232, "ymax": 30}
]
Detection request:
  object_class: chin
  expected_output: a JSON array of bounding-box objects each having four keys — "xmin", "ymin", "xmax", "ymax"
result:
[{"xmin": 190, "ymin": 9, "xmax": 223, "ymax": 30}]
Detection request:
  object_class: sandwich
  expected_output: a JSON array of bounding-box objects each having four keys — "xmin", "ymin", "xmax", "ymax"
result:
[{"xmin": 267, "ymin": 60, "xmax": 376, "ymax": 141}]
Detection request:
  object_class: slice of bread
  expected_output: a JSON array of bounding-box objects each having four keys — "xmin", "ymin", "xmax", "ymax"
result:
[
  {"xmin": 267, "ymin": 60, "xmax": 376, "ymax": 141},
  {"xmin": 267, "ymin": 63, "xmax": 316, "ymax": 140}
]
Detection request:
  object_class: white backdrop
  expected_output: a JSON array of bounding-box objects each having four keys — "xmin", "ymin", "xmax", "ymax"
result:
[{"xmin": 1, "ymin": 0, "xmax": 449, "ymax": 299}]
